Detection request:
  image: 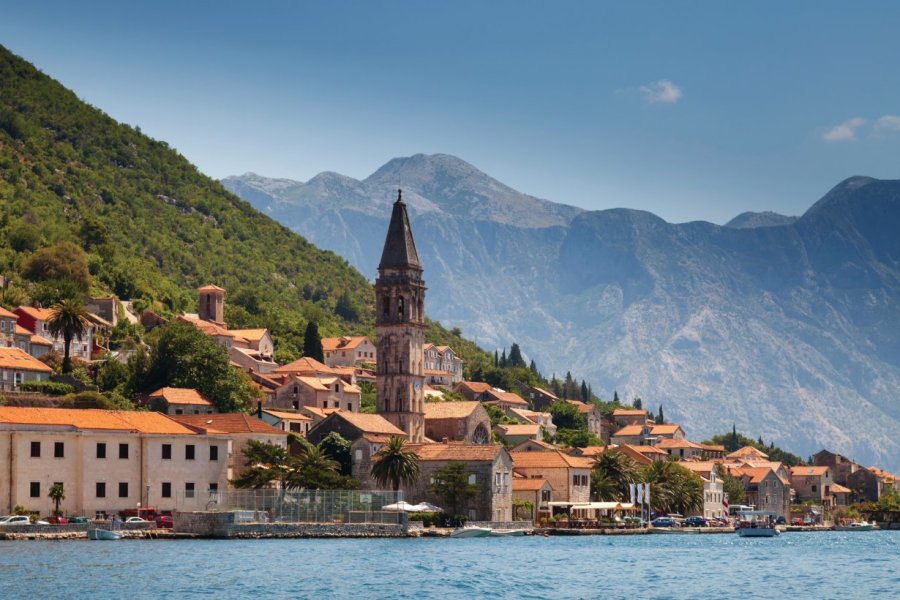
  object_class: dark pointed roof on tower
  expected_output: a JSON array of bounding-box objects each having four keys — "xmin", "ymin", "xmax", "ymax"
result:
[{"xmin": 379, "ymin": 189, "xmax": 422, "ymax": 270}]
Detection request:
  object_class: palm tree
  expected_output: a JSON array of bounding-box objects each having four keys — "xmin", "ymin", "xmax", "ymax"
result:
[
  {"xmin": 47, "ymin": 297, "xmax": 90, "ymax": 373},
  {"xmin": 641, "ymin": 460, "xmax": 703, "ymax": 515},
  {"xmin": 48, "ymin": 483, "xmax": 66, "ymax": 515},
  {"xmin": 232, "ymin": 439, "xmax": 293, "ymax": 489},
  {"xmin": 370, "ymin": 436, "xmax": 420, "ymax": 492},
  {"xmin": 590, "ymin": 449, "xmax": 638, "ymax": 501},
  {"xmin": 285, "ymin": 444, "xmax": 342, "ymax": 490}
]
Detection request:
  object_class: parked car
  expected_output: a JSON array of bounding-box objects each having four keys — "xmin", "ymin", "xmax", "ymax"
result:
[
  {"xmin": 45, "ymin": 516, "xmax": 69, "ymax": 524},
  {"xmin": 651, "ymin": 517, "xmax": 679, "ymax": 528},
  {"xmin": 68, "ymin": 516, "xmax": 90, "ymax": 524},
  {"xmin": 125, "ymin": 516, "xmax": 148, "ymax": 523},
  {"xmin": 0, "ymin": 515, "xmax": 33, "ymax": 526},
  {"xmin": 155, "ymin": 515, "xmax": 173, "ymax": 528},
  {"xmin": 775, "ymin": 516, "xmax": 786, "ymax": 525},
  {"xmin": 683, "ymin": 516, "xmax": 707, "ymax": 527}
]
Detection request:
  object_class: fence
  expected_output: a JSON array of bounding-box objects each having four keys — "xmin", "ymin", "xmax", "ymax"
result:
[{"xmin": 185, "ymin": 489, "xmax": 405, "ymax": 524}]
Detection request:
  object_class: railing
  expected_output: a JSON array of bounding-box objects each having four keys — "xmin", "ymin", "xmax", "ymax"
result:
[{"xmin": 182, "ymin": 489, "xmax": 405, "ymax": 524}]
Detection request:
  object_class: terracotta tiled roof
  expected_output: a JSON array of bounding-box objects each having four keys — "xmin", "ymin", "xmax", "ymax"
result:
[
  {"xmin": 495, "ymin": 423, "xmax": 540, "ymax": 437},
  {"xmin": 30, "ymin": 334, "xmax": 53, "ymax": 346},
  {"xmin": 612, "ymin": 425, "xmax": 645, "ymax": 437},
  {"xmin": 273, "ymin": 357, "xmax": 337, "ymax": 375},
  {"xmin": 0, "ymin": 347, "xmax": 53, "ymax": 372},
  {"xmin": 612, "ymin": 408, "xmax": 648, "ymax": 417},
  {"xmin": 15, "ymin": 306, "xmax": 56, "ymax": 321},
  {"xmin": 727, "ymin": 446, "xmax": 769, "ymax": 459},
  {"xmin": 790, "ymin": 466, "xmax": 830, "ymax": 477},
  {"xmin": 300, "ymin": 406, "xmax": 339, "ymax": 420},
  {"xmin": 511, "ymin": 450, "xmax": 592, "ymax": 469},
  {"xmin": 487, "ymin": 389, "xmax": 528, "ymax": 406},
  {"xmin": 329, "ymin": 412, "xmax": 406, "ymax": 436},
  {"xmin": 171, "ymin": 413, "xmax": 284, "ymax": 435},
  {"xmin": 197, "ymin": 284, "xmax": 225, "ymax": 292},
  {"xmin": 457, "ymin": 381, "xmax": 492, "ymax": 394},
  {"xmin": 678, "ymin": 461, "xmax": 718, "ymax": 476},
  {"xmin": 576, "ymin": 446, "xmax": 607, "ymax": 457},
  {"xmin": 699, "ymin": 444, "xmax": 725, "ymax": 452},
  {"xmin": 423, "ymin": 401, "xmax": 480, "ymax": 419},
  {"xmin": 512, "ymin": 439, "xmax": 557, "ymax": 451},
  {"xmin": 321, "ymin": 336, "xmax": 370, "ymax": 351},
  {"xmin": 656, "ymin": 438, "xmax": 703, "ymax": 450},
  {"xmin": 0, "ymin": 306, "xmax": 17, "ymax": 319},
  {"xmin": 411, "ymin": 442, "xmax": 504, "ymax": 462},
  {"xmin": 530, "ymin": 387, "xmax": 558, "ymax": 400},
  {"xmin": 622, "ymin": 444, "xmax": 668, "ymax": 456},
  {"xmin": 262, "ymin": 410, "xmax": 311, "ymax": 422},
  {"xmin": 650, "ymin": 424, "xmax": 682, "ymax": 435},
  {"xmin": 228, "ymin": 329, "xmax": 269, "ymax": 342},
  {"xmin": 0, "ymin": 407, "xmax": 197, "ymax": 435},
  {"xmin": 565, "ymin": 400, "xmax": 599, "ymax": 414},
  {"xmin": 178, "ymin": 315, "xmax": 232, "ymax": 337},
  {"xmin": 831, "ymin": 483, "xmax": 852, "ymax": 494},
  {"xmin": 512, "ymin": 478, "xmax": 552, "ymax": 491},
  {"xmin": 149, "ymin": 387, "xmax": 213, "ymax": 406}
]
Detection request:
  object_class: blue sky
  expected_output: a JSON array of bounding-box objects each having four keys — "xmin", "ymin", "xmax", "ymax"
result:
[{"xmin": 3, "ymin": 1, "xmax": 900, "ymax": 223}]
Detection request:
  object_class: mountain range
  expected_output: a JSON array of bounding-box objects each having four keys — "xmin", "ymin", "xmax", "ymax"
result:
[{"xmin": 224, "ymin": 155, "xmax": 900, "ymax": 471}]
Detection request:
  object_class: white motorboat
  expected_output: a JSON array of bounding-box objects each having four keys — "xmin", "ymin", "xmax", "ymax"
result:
[
  {"xmin": 736, "ymin": 511, "xmax": 780, "ymax": 537},
  {"xmin": 834, "ymin": 521, "xmax": 875, "ymax": 531},
  {"xmin": 450, "ymin": 526, "xmax": 492, "ymax": 538},
  {"xmin": 87, "ymin": 528, "xmax": 123, "ymax": 540},
  {"xmin": 488, "ymin": 529, "xmax": 526, "ymax": 537}
]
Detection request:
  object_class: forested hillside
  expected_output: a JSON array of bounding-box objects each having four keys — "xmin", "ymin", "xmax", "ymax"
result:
[{"xmin": 0, "ymin": 44, "xmax": 477, "ymax": 362}]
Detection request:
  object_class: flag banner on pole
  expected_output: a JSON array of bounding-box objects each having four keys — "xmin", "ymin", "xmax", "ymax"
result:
[
  {"xmin": 629, "ymin": 483, "xmax": 636, "ymax": 505},
  {"xmin": 644, "ymin": 483, "xmax": 651, "ymax": 505},
  {"xmin": 636, "ymin": 484, "xmax": 643, "ymax": 505}
]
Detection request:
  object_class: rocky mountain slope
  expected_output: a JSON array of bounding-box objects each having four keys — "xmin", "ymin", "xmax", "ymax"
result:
[{"xmin": 225, "ymin": 160, "xmax": 900, "ymax": 470}]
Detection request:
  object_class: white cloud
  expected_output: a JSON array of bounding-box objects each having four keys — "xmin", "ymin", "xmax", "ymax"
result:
[
  {"xmin": 639, "ymin": 79, "xmax": 682, "ymax": 104},
  {"xmin": 822, "ymin": 117, "xmax": 866, "ymax": 142},
  {"xmin": 874, "ymin": 115, "xmax": 900, "ymax": 132}
]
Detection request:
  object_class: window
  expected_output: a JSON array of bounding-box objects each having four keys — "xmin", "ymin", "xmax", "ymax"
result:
[
  {"xmin": 208, "ymin": 483, "xmax": 218, "ymax": 494},
  {"xmin": 118, "ymin": 482, "xmax": 128, "ymax": 498},
  {"xmin": 96, "ymin": 442, "xmax": 106, "ymax": 459},
  {"xmin": 210, "ymin": 445, "xmax": 219, "ymax": 461},
  {"xmin": 812, "ymin": 484, "xmax": 817, "ymax": 493},
  {"xmin": 30, "ymin": 441, "xmax": 40, "ymax": 458},
  {"xmin": 186, "ymin": 445, "xmax": 195, "ymax": 460},
  {"xmin": 30, "ymin": 482, "xmax": 40, "ymax": 498},
  {"xmin": 96, "ymin": 482, "xmax": 106, "ymax": 498},
  {"xmin": 175, "ymin": 409, "xmax": 184, "ymax": 415},
  {"xmin": 54, "ymin": 441, "xmax": 64, "ymax": 458},
  {"xmin": 334, "ymin": 384, "xmax": 339, "ymax": 392},
  {"xmin": 119, "ymin": 443, "xmax": 128, "ymax": 459},
  {"xmin": 162, "ymin": 444, "xmax": 172, "ymax": 460},
  {"xmin": 468, "ymin": 474, "xmax": 477, "ymax": 485},
  {"xmin": 185, "ymin": 482, "xmax": 195, "ymax": 499},
  {"xmin": 398, "ymin": 297, "xmax": 404, "ymax": 318},
  {"xmin": 382, "ymin": 296, "xmax": 390, "ymax": 318},
  {"xmin": 161, "ymin": 482, "xmax": 172, "ymax": 498}
]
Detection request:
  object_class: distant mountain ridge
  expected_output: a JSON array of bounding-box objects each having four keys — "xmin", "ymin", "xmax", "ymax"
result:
[{"xmin": 224, "ymin": 163, "xmax": 900, "ymax": 472}]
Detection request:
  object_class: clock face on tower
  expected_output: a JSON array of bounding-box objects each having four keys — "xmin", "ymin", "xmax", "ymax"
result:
[{"xmin": 414, "ymin": 381, "xmax": 421, "ymax": 391}]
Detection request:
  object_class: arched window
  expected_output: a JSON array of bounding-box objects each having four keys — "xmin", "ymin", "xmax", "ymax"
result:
[
  {"xmin": 382, "ymin": 296, "xmax": 390, "ymax": 318},
  {"xmin": 398, "ymin": 296, "xmax": 405, "ymax": 319},
  {"xmin": 418, "ymin": 299, "xmax": 424, "ymax": 321}
]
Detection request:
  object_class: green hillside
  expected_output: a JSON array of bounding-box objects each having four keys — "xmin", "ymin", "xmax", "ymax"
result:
[{"xmin": 0, "ymin": 44, "xmax": 486, "ymax": 363}]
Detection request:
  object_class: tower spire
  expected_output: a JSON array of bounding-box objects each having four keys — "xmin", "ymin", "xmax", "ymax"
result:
[{"xmin": 379, "ymin": 188, "xmax": 421, "ymax": 270}]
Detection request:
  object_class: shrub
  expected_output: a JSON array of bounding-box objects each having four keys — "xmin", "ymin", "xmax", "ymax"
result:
[{"xmin": 19, "ymin": 381, "xmax": 75, "ymax": 396}]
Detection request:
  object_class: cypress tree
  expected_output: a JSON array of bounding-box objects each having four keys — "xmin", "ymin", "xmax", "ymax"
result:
[
  {"xmin": 580, "ymin": 380, "xmax": 589, "ymax": 402},
  {"xmin": 303, "ymin": 321, "xmax": 324, "ymax": 363},
  {"xmin": 508, "ymin": 343, "xmax": 525, "ymax": 368},
  {"xmin": 494, "ymin": 350, "xmax": 499, "ymax": 368},
  {"xmin": 529, "ymin": 359, "xmax": 538, "ymax": 374},
  {"xmin": 613, "ymin": 390, "xmax": 620, "ymax": 405},
  {"xmin": 657, "ymin": 404, "xmax": 664, "ymax": 424},
  {"xmin": 500, "ymin": 349, "xmax": 507, "ymax": 368},
  {"xmin": 633, "ymin": 397, "xmax": 642, "ymax": 410}
]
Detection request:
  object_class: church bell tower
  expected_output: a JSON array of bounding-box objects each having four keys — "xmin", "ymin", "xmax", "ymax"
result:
[{"xmin": 376, "ymin": 190, "xmax": 426, "ymax": 442}]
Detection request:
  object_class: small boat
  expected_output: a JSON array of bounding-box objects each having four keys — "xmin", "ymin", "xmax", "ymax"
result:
[
  {"xmin": 88, "ymin": 528, "xmax": 123, "ymax": 540},
  {"xmin": 450, "ymin": 526, "xmax": 492, "ymax": 538},
  {"xmin": 834, "ymin": 521, "xmax": 875, "ymax": 531},
  {"xmin": 736, "ymin": 511, "xmax": 780, "ymax": 537},
  {"xmin": 488, "ymin": 529, "xmax": 526, "ymax": 537}
]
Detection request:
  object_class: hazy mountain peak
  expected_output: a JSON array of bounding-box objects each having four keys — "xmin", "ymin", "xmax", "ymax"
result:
[{"xmin": 725, "ymin": 211, "xmax": 798, "ymax": 229}]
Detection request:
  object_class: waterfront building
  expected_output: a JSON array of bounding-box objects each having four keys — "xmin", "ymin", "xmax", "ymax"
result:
[
  {"xmin": 790, "ymin": 465, "xmax": 835, "ymax": 507},
  {"xmin": 812, "ymin": 449, "xmax": 860, "ymax": 487},
  {"xmin": 512, "ymin": 478, "xmax": 553, "ymax": 523},
  {"xmin": 0, "ymin": 407, "xmax": 230, "ymax": 517},
  {"xmin": 510, "ymin": 450, "xmax": 593, "ymax": 503},
  {"xmin": 321, "ymin": 336, "xmax": 376, "ymax": 368}
]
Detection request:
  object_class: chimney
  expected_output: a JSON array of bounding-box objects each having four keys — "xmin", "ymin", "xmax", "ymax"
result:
[
  {"xmin": 256, "ymin": 400, "xmax": 262, "ymax": 419},
  {"xmin": 281, "ymin": 375, "xmax": 286, "ymax": 385}
]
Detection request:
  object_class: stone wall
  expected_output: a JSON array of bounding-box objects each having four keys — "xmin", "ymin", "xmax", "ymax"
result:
[{"xmin": 174, "ymin": 510, "xmax": 406, "ymax": 538}]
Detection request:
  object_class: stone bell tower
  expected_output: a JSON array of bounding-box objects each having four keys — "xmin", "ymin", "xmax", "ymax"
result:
[{"xmin": 376, "ymin": 189, "xmax": 426, "ymax": 442}]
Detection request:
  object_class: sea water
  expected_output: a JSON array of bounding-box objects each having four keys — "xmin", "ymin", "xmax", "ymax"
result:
[{"xmin": 1, "ymin": 531, "xmax": 897, "ymax": 599}]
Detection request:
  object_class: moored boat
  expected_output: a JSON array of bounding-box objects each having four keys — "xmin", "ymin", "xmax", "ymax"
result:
[
  {"xmin": 488, "ymin": 529, "xmax": 526, "ymax": 537},
  {"xmin": 450, "ymin": 527, "xmax": 492, "ymax": 538},
  {"xmin": 88, "ymin": 528, "xmax": 123, "ymax": 540},
  {"xmin": 834, "ymin": 521, "xmax": 875, "ymax": 531},
  {"xmin": 736, "ymin": 511, "xmax": 780, "ymax": 537}
]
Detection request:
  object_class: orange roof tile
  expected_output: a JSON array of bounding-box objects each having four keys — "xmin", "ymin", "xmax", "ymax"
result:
[
  {"xmin": 495, "ymin": 423, "xmax": 541, "ymax": 436},
  {"xmin": 0, "ymin": 347, "xmax": 53, "ymax": 372},
  {"xmin": 171, "ymin": 413, "xmax": 284, "ymax": 435},
  {"xmin": 512, "ymin": 478, "xmax": 552, "ymax": 491},
  {"xmin": 262, "ymin": 410, "xmax": 311, "ymax": 421},
  {"xmin": 328, "ymin": 412, "xmax": 406, "ymax": 436},
  {"xmin": 576, "ymin": 446, "xmax": 607, "ymax": 457},
  {"xmin": 530, "ymin": 387, "xmax": 558, "ymax": 399},
  {"xmin": 197, "ymin": 284, "xmax": 225, "ymax": 292},
  {"xmin": 411, "ymin": 442, "xmax": 504, "ymax": 462},
  {"xmin": 15, "ymin": 306, "xmax": 56, "ymax": 321},
  {"xmin": 321, "ymin": 336, "xmax": 370, "ymax": 351},
  {"xmin": 149, "ymin": 387, "xmax": 213, "ymax": 406},
  {"xmin": 650, "ymin": 424, "xmax": 683, "ymax": 435},
  {"xmin": 612, "ymin": 425, "xmax": 645, "ymax": 437},
  {"xmin": 487, "ymin": 389, "xmax": 528, "ymax": 406},
  {"xmin": 513, "ymin": 439, "xmax": 557, "ymax": 451},
  {"xmin": 457, "ymin": 381, "xmax": 492, "ymax": 394},
  {"xmin": 423, "ymin": 401, "xmax": 481, "ymax": 419},
  {"xmin": 0, "ymin": 407, "xmax": 197, "ymax": 435},
  {"xmin": 623, "ymin": 444, "xmax": 669, "ymax": 456},
  {"xmin": 612, "ymin": 408, "xmax": 648, "ymax": 416},
  {"xmin": 0, "ymin": 306, "xmax": 17, "ymax": 319},
  {"xmin": 273, "ymin": 356, "xmax": 337, "ymax": 375},
  {"xmin": 228, "ymin": 328, "xmax": 269, "ymax": 342},
  {"xmin": 511, "ymin": 450, "xmax": 593, "ymax": 469},
  {"xmin": 566, "ymin": 400, "xmax": 598, "ymax": 414},
  {"xmin": 831, "ymin": 483, "xmax": 852, "ymax": 494},
  {"xmin": 655, "ymin": 438, "xmax": 703, "ymax": 450},
  {"xmin": 727, "ymin": 446, "xmax": 769, "ymax": 459},
  {"xmin": 790, "ymin": 466, "xmax": 830, "ymax": 477}
]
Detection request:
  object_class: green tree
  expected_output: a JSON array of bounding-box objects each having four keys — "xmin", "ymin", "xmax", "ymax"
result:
[
  {"xmin": 303, "ymin": 321, "xmax": 324, "ymax": 362},
  {"xmin": 641, "ymin": 460, "xmax": 703, "ymax": 515},
  {"xmin": 428, "ymin": 462, "xmax": 480, "ymax": 517},
  {"xmin": 48, "ymin": 482, "xmax": 66, "ymax": 515},
  {"xmin": 580, "ymin": 380, "xmax": 589, "ymax": 402},
  {"xmin": 657, "ymin": 404, "xmax": 665, "ymax": 424},
  {"xmin": 318, "ymin": 432, "xmax": 353, "ymax": 476},
  {"xmin": 47, "ymin": 297, "xmax": 90, "ymax": 373},
  {"xmin": 633, "ymin": 397, "xmax": 642, "ymax": 410},
  {"xmin": 715, "ymin": 463, "xmax": 746, "ymax": 505},
  {"xmin": 131, "ymin": 321, "xmax": 256, "ymax": 412},
  {"xmin": 590, "ymin": 449, "xmax": 639, "ymax": 501},
  {"xmin": 370, "ymin": 436, "xmax": 421, "ymax": 492},
  {"xmin": 555, "ymin": 428, "xmax": 603, "ymax": 448},
  {"xmin": 232, "ymin": 439, "xmax": 293, "ymax": 489},
  {"xmin": 508, "ymin": 343, "xmax": 525, "ymax": 368},
  {"xmin": 21, "ymin": 241, "xmax": 91, "ymax": 291},
  {"xmin": 334, "ymin": 291, "xmax": 359, "ymax": 322},
  {"xmin": 286, "ymin": 443, "xmax": 355, "ymax": 490},
  {"xmin": 613, "ymin": 390, "xmax": 620, "ymax": 404},
  {"xmin": 548, "ymin": 400, "xmax": 585, "ymax": 430}
]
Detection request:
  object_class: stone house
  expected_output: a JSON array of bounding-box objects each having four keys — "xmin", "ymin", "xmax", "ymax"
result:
[
  {"xmin": 509, "ymin": 450, "xmax": 593, "ymax": 503},
  {"xmin": 812, "ymin": 449, "xmax": 860, "ymax": 487},
  {"xmin": 272, "ymin": 374, "xmax": 361, "ymax": 412},
  {"xmin": 483, "ymin": 389, "xmax": 529, "ymax": 411},
  {"xmin": 307, "ymin": 411, "xmax": 405, "ymax": 447},
  {"xmin": 170, "ymin": 413, "xmax": 287, "ymax": 482},
  {"xmin": 405, "ymin": 442, "xmax": 513, "ymax": 522},
  {"xmin": 494, "ymin": 423, "xmax": 543, "ymax": 446},
  {"xmin": 507, "ymin": 408, "xmax": 557, "ymax": 438},
  {"xmin": 524, "ymin": 386, "xmax": 559, "ymax": 412},
  {"xmin": 423, "ymin": 401, "xmax": 491, "ymax": 444},
  {"xmin": 259, "ymin": 409, "xmax": 312, "ymax": 438},
  {"xmin": 0, "ymin": 407, "xmax": 231, "ymax": 517},
  {"xmin": 790, "ymin": 465, "xmax": 835, "ymax": 507},
  {"xmin": 148, "ymin": 387, "xmax": 216, "ymax": 415},
  {"xmin": 0, "ymin": 307, "xmax": 18, "ymax": 348},
  {"xmin": 18, "ymin": 325, "xmax": 53, "ymax": 357},
  {"xmin": 321, "ymin": 336, "xmax": 376, "ymax": 368},
  {"xmin": 512, "ymin": 478, "xmax": 553, "ymax": 523},
  {"xmin": 656, "ymin": 438, "xmax": 706, "ymax": 461},
  {"xmin": 14, "ymin": 306, "xmax": 95, "ymax": 361},
  {"xmin": 734, "ymin": 466, "xmax": 790, "ymax": 520},
  {"xmin": 0, "ymin": 347, "xmax": 53, "ymax": 392},
  {"xmin": 610, "ymin": 425, "xmax": 649, "ymax": 446},
  {"xmin": 454, "ymin": 381, "xmax": 493, "ymax": 401},
  {"xmin": 610, "ymin": 408, "xmax": 649, "ymax": 428},
  {"xmin": 846, "ymin": 467, "xmax": 895, "ymax": 502},
  {"xmin": 615, "ymin": 444, "xmax": 669, "ymax": 465},
  {"xmin": 567, "ymin": 400, "xmax": 604, "ymax": 439},
  {"xmin": 422, "ymin": 344, "xmax": 464, "ymax": 384}
]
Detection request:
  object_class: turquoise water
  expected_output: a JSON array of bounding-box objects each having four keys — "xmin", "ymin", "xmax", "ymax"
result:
[{"xmin": 1, "ymin": 532, "xmax": 897, "ymax": 599}]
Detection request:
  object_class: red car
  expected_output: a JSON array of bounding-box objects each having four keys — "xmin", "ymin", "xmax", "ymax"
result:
[
  {"xmin": 45, "ymin": 516, "xmax": 69, "ymax": 524},
  {"xmin": 155, "ymin": 515, "xmax": 173, "ymax": 528}
]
